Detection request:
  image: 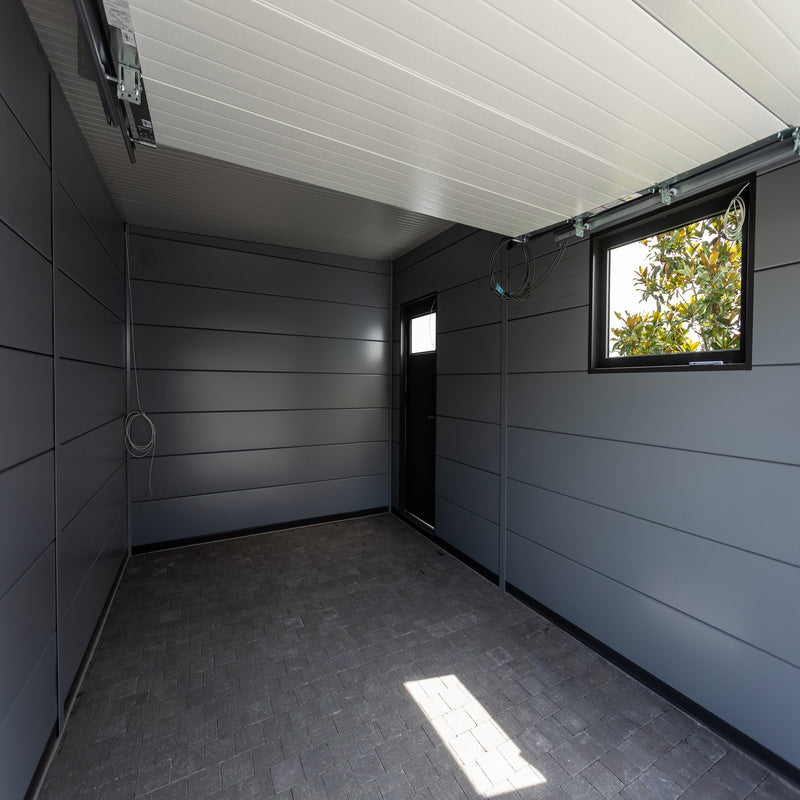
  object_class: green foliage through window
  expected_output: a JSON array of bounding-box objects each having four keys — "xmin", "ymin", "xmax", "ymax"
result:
[{"xmin": 608, "ymin": 213, "xmax": 742, "ymax": 357}]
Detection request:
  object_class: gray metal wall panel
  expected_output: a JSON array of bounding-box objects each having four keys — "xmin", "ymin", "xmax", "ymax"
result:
[
  {"xmin": 128, "ymin": 442, "xmax": 388, "ymax": 502},
  {"xmin": 506, "ymin": 240, "xmax": 589, "ymax": 319},
  {"xmin": 506, "ymin": 532, "xmax": 800, "ymax": 770},
  {"xmin": 130, "ymin": 234, "xmax": 388, "ymax": 307},
  {"xmin": 58, "ymin": 468, "xmax": 125, "ymax": 615},
  {"xmin": 132, "ymin": 226, "xmax": 390, "ymax": 274},
  {"xmin": 0, "ymin": 1, "xmax": 50, "ymax": 162},
  {"xmin": 438, "ymin": 325, "xmax": 499, "ymax": 374},
  {"xmin": 0, "ymin": 545, "xmax": 54, "ymax": 726},
  {"xmin": 132, "ymin": 280, "xmax": 388, "ymax": 341},
  {"xmin": 508, "ymin": 479, "xmax": 800, "ymax": 667},
  {"xmin": 393, "ymin": 224, "xmax": 473, "ymax": 272},
  {"xmin": 0, "ymin": 636, "xmax": 56, "ymax": 800},
  {"xmin": 58, "ymin": 361, "xmax": 125, "ymax": 444},
  {"xmin": 438, "ymin": 277, "xmax": 500, "ymax": 333},
  {"xmin": 507, "ymin": 427, "xmax": 800, "ymax": 568},
  {"xmin": 508, "ymin": 367, "xmax": 800, "ymax": 465},
  {"xmin": 51, "ymin": 91, "xmax": 123, "ymax": 267},
  {"xmin": 437, "ymin": 374, "xmax": 500, "ymax": 424},
  {"xmin": 54, "ymin": 184, "xmax": 124, "ymax": 318},
  {"xmin": 391, "ymin": 442, "xmax": 400, "ymax": 508},
  {"xmin": 0, "ymin": 453, "xmax": 54, "ymax": 601},
  {"xmin": 133, "ymin": 326, "xmax": 386, "ymax": 374},
  {"xmin": 752, "ymin": 263, "xmax": 800, "ymax": 366},
  {"xmin": 0, "ymin": 223, "xmax": 52, "ymax": 355},
  {"xmin": 435, "ymin": 498, "xmax": 499, "ymax": 573},
  {"xmin": 58, "ymin": 418, "xmax": 124, "ymax": 527},
  {"xmin": 507, "ymin": 306, "xmax": 589, "ymax": 373},
  {"xmin": 436, "ymin": 417, "xmax": 499, "ymax": 474},
  {"xmin": 754, "ymin": 162, "xmax": 800, "ymax": 270},
  {"xmin": 0, "ymin": 348, "xmax": 53, "ymax": 472},
  {"xmin": 132, "ymin": 475, "xmax": 388, "ymax": 546},
  {"xmin": 394, "ymin": 230, "xmax": 497, "ymax": 306},
  {"xmin": 150, "ymin": 409, "xmax": 386, "ymax": 456},
  {"xmin": 58, "ymin": 516, "xmax": 126, "ymax": 701},
  {"xmin": 0, "ymin": 97, "xmax": 51, "ymax": 257},
  {"xmin": 56, "ymin": 272, "xmax": 125, "ymax": 366},
  {"xmin": 436, "ymin": 457, "xmax": 499, "ymax": 524},
  {"xmin": 131, "ymin": 371, "xmax": 387, "ymax": 413}
]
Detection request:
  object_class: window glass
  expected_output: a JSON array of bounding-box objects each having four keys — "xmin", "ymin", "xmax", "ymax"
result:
[
  {"xmin": 410, "ymin": 312, "xmax": 436, "ymax": 354},
  {"xmin": 591, "ymin": 180, "xmax": 753, "ymax": 371},
  {"xmin": 607, "ymin": 211, "xmax": 741, "ymax": 358}
]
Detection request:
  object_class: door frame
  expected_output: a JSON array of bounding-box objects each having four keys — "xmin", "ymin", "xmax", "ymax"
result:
[{"xmin": 399, "ymin": 293, "xmax": 437, "ymax": 532}]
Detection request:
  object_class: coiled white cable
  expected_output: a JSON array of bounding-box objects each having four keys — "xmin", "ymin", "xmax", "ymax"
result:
[
  {"xmin": 723, "ymin": 183, "xmax": 748, "ymax": 242},
  {"xmin": 124, "ymin": 225, "xmax": 156, "ymax": 494}
]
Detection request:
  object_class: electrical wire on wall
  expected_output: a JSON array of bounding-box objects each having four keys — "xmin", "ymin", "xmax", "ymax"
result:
[
  {"xmin": 722, "ymin": 182, "xmax": 749, "ymax": 242},
  {"xmin": 489, "ymin": 236, "xmax": 567, "ymax": 301},
  {"xmin": 124, "ymin": 225, "xmax": 157, "ymax": 494}
]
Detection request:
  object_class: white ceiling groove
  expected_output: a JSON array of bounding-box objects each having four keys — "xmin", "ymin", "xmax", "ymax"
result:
[{"xmin": 22, "ymin": 0, "xmax": 800, "ymax": 259}]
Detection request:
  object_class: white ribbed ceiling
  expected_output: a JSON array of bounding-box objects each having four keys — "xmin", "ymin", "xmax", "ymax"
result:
[{"xmin": 124, "ymin": 0, "xmax": 798, "ymax": 238}]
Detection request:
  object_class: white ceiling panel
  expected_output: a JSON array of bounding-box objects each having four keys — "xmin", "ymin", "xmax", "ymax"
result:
[
  {"xmin": 635, "ymin": 0, "xmax": 800, "ymax": 126},
  {"xmin": 123, "ymin": 0, "xmax": 787, "ymax": 237},
  {"xmin": 22, "ymin": 0, "xmax": 798, "ymax": 257}
]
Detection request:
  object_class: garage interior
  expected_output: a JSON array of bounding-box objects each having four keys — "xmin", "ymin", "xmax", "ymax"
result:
[{"xmin": 2, "ymin": 1, "xmax": 800, "ymax": 798}]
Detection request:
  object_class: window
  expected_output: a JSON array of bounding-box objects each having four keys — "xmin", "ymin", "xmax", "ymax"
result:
[
  {"xmin": 590, "ymin": 179, "xmax": 754, "ymax": 371},
  {"xmin": 410, "ymin": 311, "xmax": 436, "ymax": 354}
]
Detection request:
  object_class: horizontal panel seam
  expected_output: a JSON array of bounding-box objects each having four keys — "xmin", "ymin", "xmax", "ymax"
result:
[
  {"xmin": 436, "ymin": 454, "xmax": 500, "ymax": 478},
  {"xmin": 438, "ymin": 413, "xmax": 500, "ymax": 426},
  {"xmin": 506, "ymin": 476, "xmax": 800, "ymax": 570},
  {"xmin": 60, "ymin": 414, "xmax": 124, "ymax": 448},
  {"xmin": 137, "ymin": 440, "xmax": 390, "ymax": 459},
  {"xmin": 132, "ymin": 322, "xmax": 387, "ymax": 343},
  {"xmin": 0, "ymin": 633, "xmax": 55, "ymax": 734},
  {"xmin": 435, "ymin": 494, "xmax": 499, "ymax": 526},
  {"xmin": 58, "ymin": 269, "xmax": 124, "ymax": 324},
  {"xmin": 754, "ymin": 260, "xmax": 799, "ymax": 273},
  {"xmin": 392, "ymin": 229, "xmax": 479, "ymax": 272},
  {"xmin": 438, "ymin": 321, "xmax": 501, "ymax": 336},
  {"xmin": 131, "ymin": 472, "xmax": 389, "ymax": 504},
  {"xmin": 60, "ymin": 461, "xmax": 124, "ymax": 532},
  {"xmin": 131, "ymin": 230, "xmax": 388, "ymax": 275},
  {"xmin": 131, "ymin": 276, "xmax": 389, "ymax": 310},
  {"xmin": 59, "ymin": 510, "xmax": 125, "ymax": 622},
  {"xmin": 506, "ymin": 527, "xmax": 800, "ymax": 672},
  {"xmin": 0, "ymin": 539, "xmax": 54, "ymax": 606},
  {"xmin": 59, "ymin": 356, "xmax": 125, "ymax": 370},
  {"xmin": 0, "ymin": 447, "xmax": 54, "ymax": 478},
  {"xmin": 508, "ymin": 302, "xmax": 590, "ymax": 323},
  {"xmin": 0, "ymin": 342, "xmax": 53, "ymax": 359},
  {"xmin": 145, "ymin": 407, "xmax": 388, "ymax": 415},
  {"xmin": 55, "ymin": 178, "xmax": 123, "ymax": 276},
  {"xmin": 0, "ymin": 217, "xmax": 52, "ymax": 264},
  {"xmin": 1, "ymin": 94, "xmax": 51, "ymax": 169},
  {"xmin": 507, "ymin": 423, "xmax": 800, "ymax": 469}
]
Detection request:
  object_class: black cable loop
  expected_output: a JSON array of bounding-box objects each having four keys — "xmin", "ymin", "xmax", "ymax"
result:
[{"xmin": 489, "ymin": 236, "xmax": 567, "ymax": 302}]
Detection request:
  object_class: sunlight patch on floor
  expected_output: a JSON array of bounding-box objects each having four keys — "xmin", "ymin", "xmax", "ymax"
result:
[{"xmin": 405, "ymin": 675, "xmax": 546, "ymax": 797}]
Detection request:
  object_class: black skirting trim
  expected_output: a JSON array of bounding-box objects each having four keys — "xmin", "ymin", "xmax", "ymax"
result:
[
  {"xmin": 505, "ymin": 582, "xmax": 800, "ymax": 789},
  {"xmin": 131, "ymin": 507, "xmax": 388, "ymax": 555}
]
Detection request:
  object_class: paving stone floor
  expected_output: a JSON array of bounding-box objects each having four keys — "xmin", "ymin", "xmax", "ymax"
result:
[{"xmin": 40, "ymin": 514, "xmax": 800, "ymax": 800}]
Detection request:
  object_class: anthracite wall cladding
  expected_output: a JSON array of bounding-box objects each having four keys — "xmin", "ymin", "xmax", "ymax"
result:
[
  {"xmin": 127, "ymin": 230, "xmax": 390, "ymax": 546},
  {"xmin": 0, "ymin": 5, "xmax": 126, "ymax": 798},
  {"xmin": 0, "ymin": 5, "xmax": 56, "ymax": 796},
  {"xmin": 392, "ymin": 164, "xmax": 800, "ymax": 771}
]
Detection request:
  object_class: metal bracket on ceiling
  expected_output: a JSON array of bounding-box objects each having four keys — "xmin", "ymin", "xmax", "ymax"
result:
[
  {"xmin": 657, "ymin": 182, "xmax": 678, "ymax": 205},
  {"xmin": 572, "ymin": 215, "xmax": 588, "ymax": 237},
  {"xmin": 117, "ymin": 63, "xmax": 142, "ymax": 105}
]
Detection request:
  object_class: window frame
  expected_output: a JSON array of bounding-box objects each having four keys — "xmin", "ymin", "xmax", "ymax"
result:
[{"xmin": 589, "ymin": 178, "xmax": 755, "ymax": 373}]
